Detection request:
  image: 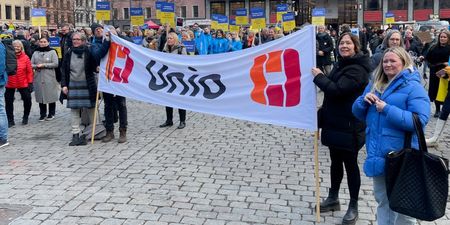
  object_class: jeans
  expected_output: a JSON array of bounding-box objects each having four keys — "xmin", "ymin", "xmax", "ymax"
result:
[
  {"xmin": 373, "ymin": 176, "xmax": 416, "ymax": 225},
  {"xmin": 5, "ymin": 87, "xmax": 32, "ymax": 122},
  {"xmin": 0, "ymin": 86, "xmax": 8, "ymax": 141},
  {"xmin": 103, "ymin": 93, "xmax": 127, "ymax": 131}
]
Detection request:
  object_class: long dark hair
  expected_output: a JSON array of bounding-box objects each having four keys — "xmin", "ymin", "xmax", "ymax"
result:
[{"xmin": 337, "ymin": 32, "xmax": 361, "ymax": 54}]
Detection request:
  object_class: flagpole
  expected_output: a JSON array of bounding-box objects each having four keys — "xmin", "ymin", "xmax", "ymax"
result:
[
  {"xmin": 91, "ymin": 89, "xmax": 101, "ymax": 144},
  {"xmin": 314, "ymin": 129, "xmax": 321, "ymax": 222}
]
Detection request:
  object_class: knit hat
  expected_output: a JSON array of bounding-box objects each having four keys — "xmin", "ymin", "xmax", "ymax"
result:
[{"xmin": 90, "ymin": 23, "xmax": 103, "ymax": 32}]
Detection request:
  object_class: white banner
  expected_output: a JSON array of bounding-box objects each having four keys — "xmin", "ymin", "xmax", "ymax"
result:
[{"xmin": 99, "ymin": 25, "xmax": 317, "ymax": 131}]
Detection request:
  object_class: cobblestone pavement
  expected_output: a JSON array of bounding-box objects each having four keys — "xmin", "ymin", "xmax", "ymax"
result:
[{"xmin": 0, "ymin": 93, "xmax": 449, "ymax": 225}]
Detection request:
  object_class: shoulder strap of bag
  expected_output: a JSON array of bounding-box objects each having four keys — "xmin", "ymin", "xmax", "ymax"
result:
[{"xmin": 412, "ymin": 113, "xmax": 428, "ymax": 153}]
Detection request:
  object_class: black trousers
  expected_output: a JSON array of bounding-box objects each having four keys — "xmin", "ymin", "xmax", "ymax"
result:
[
  {"xmin": 5, "ymin": 87, "xmax": 32, "ymax": 122},
  {"xmin": 328, "ymin": 147, "xmax": 361, "ymax": 201},
  {"xmin": 39, "ymin": 103, "xmax": 56, "ymax": 117},
  {"xmin": 165, "ymin": 107, "xmax": 186, "ymax": 123},
  {"xmin": 103, "ymin": 93, "xmax": 127, "ymax": 131}
]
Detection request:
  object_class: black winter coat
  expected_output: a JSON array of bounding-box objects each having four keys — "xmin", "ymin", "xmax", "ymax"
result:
[
  {"xmin": 314, "ymin": 53, "xmax": 371, "ymax": 152},
  {"xmin": 61, "ymin": 47, "xmax": 99, "ymax": 105},
  {"xmin": 316, "ymin": 32, "xmax": 333, "ymax": 67}
]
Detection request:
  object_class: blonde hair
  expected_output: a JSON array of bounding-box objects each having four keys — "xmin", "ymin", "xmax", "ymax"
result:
[{"xmin": 372, "ymin": 47, "xmax": 414, "ymax": 93}]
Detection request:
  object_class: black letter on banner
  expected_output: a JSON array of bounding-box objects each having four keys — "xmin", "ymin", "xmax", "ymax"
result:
[
  {"xmin": 198, "ymin": 74, "xmax": 226, "ymax": 99},
  {"xmin": 188, "ymin": 75, "xmax": 200, "ymax": 96},
  {"xmin": 147, "ymin": 60, "xmax": 168, "ymax": 90},
  {"xmin": 166, "ymin": 72, "xmax": 188, "ymax": 94}
]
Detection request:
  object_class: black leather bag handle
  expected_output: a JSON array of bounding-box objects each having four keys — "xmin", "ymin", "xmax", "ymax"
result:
[{"xmin": 404, "ymin": 113, "xmax": 428, "ymax": 153}]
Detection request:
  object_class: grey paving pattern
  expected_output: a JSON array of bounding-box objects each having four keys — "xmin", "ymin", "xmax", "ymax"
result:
[{"xmin": 0, "ymin": 92, "xmax": 449, "ymax": 225}]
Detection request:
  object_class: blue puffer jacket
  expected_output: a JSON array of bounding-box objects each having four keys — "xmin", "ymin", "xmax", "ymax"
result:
[
  {"xmin": 0, "ymin": 42, "xmax": 7, "ymax": 87},
  {"xmin": 352, "ymin": 67, "xmax": 430, "ymax": 177}
]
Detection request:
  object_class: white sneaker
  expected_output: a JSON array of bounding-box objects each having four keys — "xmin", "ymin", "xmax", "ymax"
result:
[{"xmin": 0, "ymin": 140, "xmax": 9, "ymax": 148}]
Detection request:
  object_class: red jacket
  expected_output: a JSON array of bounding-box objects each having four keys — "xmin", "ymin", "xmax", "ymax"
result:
[{"xmin": 6, "ymin": 51, "xmax": 33, "ymax": 88}]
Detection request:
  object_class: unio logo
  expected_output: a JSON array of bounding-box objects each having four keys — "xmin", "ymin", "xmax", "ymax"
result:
[
  {"xmin": 146, "ymin": 60, "xmax": 226, "ymax": 99},
  {"xmin": 106, "ymin": 42, "xmax": 134, "ymax": 83},
  {"xmin": 250, "ymin": 49, "xmax": 301, "ymax": 107}
]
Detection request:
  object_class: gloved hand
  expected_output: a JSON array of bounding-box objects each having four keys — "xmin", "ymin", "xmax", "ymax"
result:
[{"xmin": 28, "ymin": 83, "xmax": 34, "ymax": 93}]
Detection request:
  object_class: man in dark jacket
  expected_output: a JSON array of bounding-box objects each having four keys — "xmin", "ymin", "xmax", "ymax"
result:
[
  {"xmin": 316, "ymin": 25, "xmax": 334, "ymax": 76},
  {"xmin": 90, "ymin": 23, "xmax": 128, "ymax": 144}
]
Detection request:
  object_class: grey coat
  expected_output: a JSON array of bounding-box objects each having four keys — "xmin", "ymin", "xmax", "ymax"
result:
[{"xmin": 31, "ymin": 49, "xmax": 60, "ymax": 104}]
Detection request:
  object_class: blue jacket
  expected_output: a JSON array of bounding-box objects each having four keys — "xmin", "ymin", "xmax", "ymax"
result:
[
  {"xmin": 0, "ymin": 42, "xmax": 7, "ymax": 87},
  {"xmin": 229, "ymin": 39, "xmax": 243, "ymax": 52},
  {"xmin": 352, "ymin": 67, "xmax": 430, "ymax": 177},
  {"xmin": 193, "ymin": 30, "xmax": 210, "ymax": 55},
  {"xmin": 211, "ymin": 38, "xmax": 229, "ymax": 54}
]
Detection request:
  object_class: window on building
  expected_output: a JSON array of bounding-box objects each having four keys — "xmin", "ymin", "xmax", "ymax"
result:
[
  {"xmin": 0, "ymin": 5, "xmax": 2, "ymax": 19},
  {"xmin": 211, "ymin": 2, "xmax": 226, "ymax": 15},
  {"xmin": 388, "ymin": 0, "xmax": 407, "ymax": 10},
  {"xmin": 181, "ymin": 6, "xmax": 187, "ymax": 18},
  {"xmin": 269, "ymin": 1, "xmax": 286, "ymax": 23},
  {"xmin": 46, "ymin": 14, "xmax": 51, "ymax": 24},
  {"xmin": 113, "ymin": 8, "xmax": 119, "ymax": 20},
  {"xmin": 37, "ymin": 0, "xmax": 42, "ymax": 7},
  {"xmin": 440, "ymin": 0, "xmax": 450, "ymax": 8},
  {"xmin": 193, "ymin": 5, "xmax": 199, "ymax": 18},
  {"xmin": 61, "ymin": 14, "xmax": 65, "ymax": 23},
  {"xmin": 5, "ymin": 5, "xmax": 11, "ymax": 19},
  {"xmin": 414, "ymin": 0, "xmax": 433, "ymax": 9},
  {"xmin": 15, "ymin": 6, "xmax": 21, "ymax": 20},
  {"xmin": 250, "ymin": 0, "xmax": 265, "ymax": 9},
  {"xmin": 146, "ymin": 7, "xmax": 151, "ymax": 18},
  {"xmin": 124, "ymin": 8, "xmax": 130, "ymax": 19},
  {"xmin": 364, "ymin": 0, "xmax": 382, "ymax": 11},
  {"xmin": 24, "ymin": 7, "xmax": 30, "ymax": 20},
  {"xmin": 230, "ymin": 1, "xmax": 245, "ymax": 17}
]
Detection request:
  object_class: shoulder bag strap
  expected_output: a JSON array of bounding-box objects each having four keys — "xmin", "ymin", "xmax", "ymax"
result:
[{"xmin": 412, "ymin": 113, "xmax": 428, "ymax": 153}]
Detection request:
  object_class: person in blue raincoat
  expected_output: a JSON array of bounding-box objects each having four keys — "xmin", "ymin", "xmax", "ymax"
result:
[
  {"xmin": 228, "ymin": 32, "xmax": 242, "ymax": 52},
  {"xmin": 210, "ymin": 29, "xmax": 229, "ymax": 54},
  {"xmin": 192, "ymin": 23, "xmax": 210, "ymax": 55},
  {"xmin": 352, "ymin": 47, "xmax": 430, "ymax": 225}
]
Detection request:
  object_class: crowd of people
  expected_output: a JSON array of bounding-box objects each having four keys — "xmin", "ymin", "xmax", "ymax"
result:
[{"xmin": 0, "ymin": 21, "xmax": 449, "ymax": 225}]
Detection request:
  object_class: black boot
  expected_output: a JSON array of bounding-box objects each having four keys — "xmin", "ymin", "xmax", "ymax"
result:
[
  {"xmin": 159, "ymin": 121, "xmax": 173, "ymax": 127},
  {"xmin": 69, "ymin": 134, "xmax": 80, "ymax": 146},
  {"xmin": 342, "ymin": 199, "xmax": 358, "ymax": 225},
  {"xmin": 319, "ymin": 191, "xmax": 340, "ymax": 212}
]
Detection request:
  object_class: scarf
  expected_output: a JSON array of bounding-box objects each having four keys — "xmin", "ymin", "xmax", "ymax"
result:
[
  {"xmin": 36, "ymin": 46, "xmax": 53, "ymax": 52},
  {"xmin": 405, "ymin": 37, "xmax": 411, "ymax": 50},
  {"xmin": 71, "ymin": 46, "xmax": 86, "ymax": 58}
]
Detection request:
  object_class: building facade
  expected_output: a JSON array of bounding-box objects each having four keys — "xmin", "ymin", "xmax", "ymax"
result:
[
  {"xmin": 205, "ymin": 0, "xmax": 450, "ymax": 29},
  {"xmin": 31, "ymin": 0, "xmax": 75, "ymax": 29},
  {"xmin": 0, "ymin": 0, "xmax": 32, "ymax": 27},
  {"xmin": 105, "ymin": 0, "xmax": 206, "ymax": 30},
  {"xmin": 74, "ymin": 0, "xmax": 96, "ymax": 28}
]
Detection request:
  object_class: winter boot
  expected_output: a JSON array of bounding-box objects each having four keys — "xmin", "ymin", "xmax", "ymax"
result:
[
  {"xmin": 102, "ymin": 131, "xmax": 115, "ymax": 143},
  {"xmin": 426, "ymin": 119, "xmax": 446, "ymax": 147},
  {"xmin": 342, "ymin": 199, "xmax": 358, "ymax": 225},
  {"xmin": 318, "ymin": 191, "xmax": 340, "ymax": 213},
  {"xmin": 78, "ymin": 134, "xmax": 87, "ymax": 146},
  {"xmin": 69, "ymin": 134, "xmax": 80, "ymax": 146},
  {"xmin": 118, "ymin": 128, "xmax": 127, "ymax": 143}
]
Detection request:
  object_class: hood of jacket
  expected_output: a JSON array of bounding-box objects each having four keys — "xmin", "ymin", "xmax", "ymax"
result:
[{"xmin": 337, "ymin": 52, "xmax": 371, "ymax": 74}]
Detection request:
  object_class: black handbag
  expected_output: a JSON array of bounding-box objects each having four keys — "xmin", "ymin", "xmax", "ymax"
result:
[{"xmin": 385, "ymin": 113, "xmax": 450, "ymax": 221}]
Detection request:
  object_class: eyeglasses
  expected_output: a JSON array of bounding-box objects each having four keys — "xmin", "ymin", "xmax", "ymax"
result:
[{"xmin": 72, "ymin": 38, "xmax": 82, "ymax": 41}]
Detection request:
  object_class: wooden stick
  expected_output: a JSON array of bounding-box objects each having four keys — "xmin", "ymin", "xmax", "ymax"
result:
[
  {"xmin": 91, "ymin": 90, "xmax": 101, "ymax": 144},
  {"xmin": 314, "ymin": 130, "xmax": 321, "ymax": 222}
]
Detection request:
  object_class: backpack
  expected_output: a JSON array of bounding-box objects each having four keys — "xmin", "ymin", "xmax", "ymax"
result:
[{"xmin": 1, "ymin": 39, "xmax": 17, "ymax": 76}]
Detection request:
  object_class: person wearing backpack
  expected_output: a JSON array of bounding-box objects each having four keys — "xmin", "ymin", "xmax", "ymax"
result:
[
  {"xmin": 0, "ymin": 41, "xmax": 9, "ymax": 148},
  {"xmin": 5, "ymin": 40, "xmax": 33, "ymax": 127}
]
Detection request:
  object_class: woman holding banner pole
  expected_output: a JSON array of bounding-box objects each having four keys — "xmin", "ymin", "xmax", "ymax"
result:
[{"xmin": 312, "ymin": 32, "xmax": 370, "ymax": 225}]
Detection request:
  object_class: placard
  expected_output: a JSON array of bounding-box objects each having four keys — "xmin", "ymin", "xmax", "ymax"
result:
[
  {"xmin": 31, "ymin": 8, "xmax": 47, "ymax": 26},
  {"xmin": 96, "ymin": 2, "xmax": 111, "ymax": 21}
]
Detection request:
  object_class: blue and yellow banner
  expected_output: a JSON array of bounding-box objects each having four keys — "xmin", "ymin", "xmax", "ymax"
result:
[
  {"xmin": 130, "ymin": 8, "xmax": 144, "ymax": 26},
  {"xmin": 235, "ymin": 8, "xmax": 248, "ymax": 25},
  {"xmin": 282, "ymin": 12, "xmax": 295, "ymax": 32},
  {"xmin": 160, "ymin": 2, "xmax": 175, "ymax": 27},
  {"xmin": 385, "ymin": 12, "xmax": 395, "ymax": 24},
  {"xmin": 250, "ymin": 8, "xmax": 266, "ymax": 30},
  {"xmin": 156, "ymin": 1, "xmax": 164, "ymax": 19},
  {"xmin": 311, "ymin": 8, "xmax": 326, "ymax": 26},
  {"xmin": 31, "ymin": 8, "xmax": 47, "ymax": 26},
  {"xmin": 217, "ymin": 15, "xmax": 229, "ymax": 31},
  {"xmin": 49, "ymin": 37, "xmax": 61, "ymax": 59},
  {"xmin": 96, "ymin": 2, "xmax": 111, "ymax": 21},
  {"xmin": 229, "ymin": 19, "xmax": 239, "ymax": 33},
  {"xmin": 276, "ymin": 4, "xmax": 288, "ymax": 23},
  {"xmin": 182, "ymin": 40, "xmax": 196, "ymax": 55},
  {"xmin": 211, "ymin": 14, "xmax": 219, "ymax": 30}
]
